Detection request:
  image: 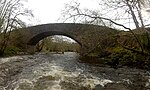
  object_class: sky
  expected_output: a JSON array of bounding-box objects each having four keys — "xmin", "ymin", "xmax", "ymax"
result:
[
  {"xmin": 25, "ymin": 0, "xmax": 99, "ymax": 25},
  {"xmin": 24, "ymin": 0, "xmax": 150, "ymax": 28},
  {"xmin": 23, "ymin": 0, "xmax": 150, "ymax": 42},
  {"xmin": 24, "ymin": 0, "xmax": 100, "ymax": 42}
]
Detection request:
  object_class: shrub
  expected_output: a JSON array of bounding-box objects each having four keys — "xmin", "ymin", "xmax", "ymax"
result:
[
  {"xmin": 106, "ymin": 48, "xmax": 133, "ymax": 67},
  {"xmin": 4, "ymin": 46, "xmax": 21, "ymax": 56},
  {"xmin": 106, "ymin": 47, "xmax": 150, "ymax": 69}
]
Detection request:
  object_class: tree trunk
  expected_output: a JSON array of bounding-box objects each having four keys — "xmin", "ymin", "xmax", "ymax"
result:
[{"xmin": 126, "ymin": 0, "xmax": 140, "ymax": 30}]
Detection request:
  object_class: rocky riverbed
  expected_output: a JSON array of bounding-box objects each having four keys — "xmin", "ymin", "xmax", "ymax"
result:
[{"xmin": 0, "ymin": 52, "xmax": 150, "ymax": 90}]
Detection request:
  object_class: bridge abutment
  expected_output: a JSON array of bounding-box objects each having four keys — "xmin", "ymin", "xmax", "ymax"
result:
[
  {"xmin": 79, "ymin": 46, "xmax": 88, "ymax": 56},
  {"xmin": 26, "ymin": 45, "xmax": 35, "ymax": 54}
]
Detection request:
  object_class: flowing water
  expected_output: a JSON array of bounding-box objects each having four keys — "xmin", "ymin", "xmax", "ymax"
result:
[{"xmin": 0, "ymin": 52, "xmax": 150, "ymax": 90}]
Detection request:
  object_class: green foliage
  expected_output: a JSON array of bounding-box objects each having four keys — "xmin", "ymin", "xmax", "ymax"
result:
[
  {"xmin": 106, "ymin": 47, "xmax": 150, "ymax": 69},
  {"xmin": 140, "ymin": 33, "xmax": 150, "ymax": 52},
  {"xmin": 4, "ymin": 46, "xmax": 21, "ymax": 56},
  {"xmin": 85, "ymin": 44, "xmax": 150, "ymax": 69},
  {"xmin": 107, "ymin": 47, "xmax": 134, "ymax": 66}
]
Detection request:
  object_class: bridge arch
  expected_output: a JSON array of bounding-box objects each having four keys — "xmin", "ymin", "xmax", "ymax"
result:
[
  {"xmin": 27, "ymin": 31, "xmax": 82, "ymax": 46},
  {"xmin": 18, "ymin": 23, "xmax": 117, "ymax": 55}
]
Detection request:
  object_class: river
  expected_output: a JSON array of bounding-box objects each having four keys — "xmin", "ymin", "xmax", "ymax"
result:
[{"xmin": 0, "ymin": 52, "xmax": 150, "ymax": 90}]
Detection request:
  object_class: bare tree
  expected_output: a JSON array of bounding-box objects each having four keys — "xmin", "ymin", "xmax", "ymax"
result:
[
  {"xmin": 60, "ymin": 0, "xmax": 150, "ymax": 29},
  {"xmin": 59, "ymin": 0, "xmax": 150, "ymax": 54},
  {"xmin": 0, "ymin": 0, "xmax": 33, "ymax": 55}
]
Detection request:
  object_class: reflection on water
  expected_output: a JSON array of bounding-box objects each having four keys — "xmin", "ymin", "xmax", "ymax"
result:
[{"xmin": 0, "ymin": 52, "xmax": 150, "ymax": 90}]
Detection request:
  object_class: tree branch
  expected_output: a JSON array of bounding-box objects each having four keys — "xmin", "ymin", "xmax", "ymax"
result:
[{"xmin": 69, "ymin": 13, "xmax": 144, "ymax": 53}]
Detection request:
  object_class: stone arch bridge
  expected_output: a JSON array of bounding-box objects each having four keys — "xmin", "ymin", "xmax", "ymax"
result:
[{"xmin": 18, "ymin": 23, "xmax": 117, "ymax": 56}]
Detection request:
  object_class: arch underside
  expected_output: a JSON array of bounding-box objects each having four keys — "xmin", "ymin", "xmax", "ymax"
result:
[{"xmin": 27, "ymin": 31, "xmax": 82, "ymax": 46}]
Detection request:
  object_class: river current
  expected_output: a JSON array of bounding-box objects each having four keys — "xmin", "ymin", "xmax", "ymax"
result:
[{"xmin": 0, "ymin": 52, "xmax": 150, "ymax": 90}]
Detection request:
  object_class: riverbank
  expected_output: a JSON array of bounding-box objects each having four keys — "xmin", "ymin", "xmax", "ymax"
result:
[
  {"xmin": 1, "ymin": 50, "xmax": 150, "ymax": 70},
  {"xmin": 79, "ymin": 55, "xmax": 150, "ymax": 70},
  {"xmin": 0, "ymin": 52, "xmax": 150, "ymax": 90}
]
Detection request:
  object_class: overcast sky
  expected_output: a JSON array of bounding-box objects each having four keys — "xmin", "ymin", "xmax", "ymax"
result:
[
  {"xmin": 23, "ymin": 0, "xmax": 150, "ymax": 41},
  {"xmin": 24, "ymin": 0, "xmax": 100, "ymax": 41},
  {"xmin": 25, "ymin": 0, "xmax": 99, "ymax": 25},
  {"xmin": 24, "ymin": 0, "xmax": 150, "ymax": 27}
]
